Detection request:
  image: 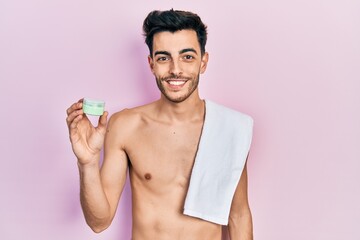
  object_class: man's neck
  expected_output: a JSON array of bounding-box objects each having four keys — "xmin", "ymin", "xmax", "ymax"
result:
[{"xmin": 156, "ymin": 94, "xmax": 205, "ymax": 123}]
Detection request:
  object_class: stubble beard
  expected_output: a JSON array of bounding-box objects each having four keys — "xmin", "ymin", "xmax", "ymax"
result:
[{"xmin": 156, "ymin": 73, "xmax": 200, "ymax": 103}]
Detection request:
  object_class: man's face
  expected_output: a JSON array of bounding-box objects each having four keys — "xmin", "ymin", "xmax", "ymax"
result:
[{"xmin": 148, "ymin": 30, "xmax": 208, "ymax": 103}]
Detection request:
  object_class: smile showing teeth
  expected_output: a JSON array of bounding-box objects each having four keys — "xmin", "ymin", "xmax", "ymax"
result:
[{"xmin": 168, "ymin": 81, "xmax": 186, "ymax": 86}]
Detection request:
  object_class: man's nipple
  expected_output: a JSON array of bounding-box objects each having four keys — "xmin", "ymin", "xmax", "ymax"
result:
[{"xmin": 144, "ymin": 173, "xmax": 152, "ymax": 180}]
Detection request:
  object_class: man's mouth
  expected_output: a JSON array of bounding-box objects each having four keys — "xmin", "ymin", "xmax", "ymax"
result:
[{"xmin": 167, "ymin": 80, "xmax": 187, "ymax": 86}]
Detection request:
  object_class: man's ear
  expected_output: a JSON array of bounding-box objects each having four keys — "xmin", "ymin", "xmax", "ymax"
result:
[
  {"xmin": 200, "ymin": 52, "xmax": 209, "ymax": 74},
  {"xmin": 148, "ymin": 55, "xmax": 154, "ymax": 74}
]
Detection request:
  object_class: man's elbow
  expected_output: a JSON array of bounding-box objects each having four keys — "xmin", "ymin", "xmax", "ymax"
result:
[
  {"xmin": 86, "ymin": 217, "xmax": 112, "ymax": 233},
  {"xmin": 90, "ymin": 225, "xmax": 107, "ymax": 234},
  {"xmin": 229, "ymin": 208, "xmax": 252, "ymax": 226}
]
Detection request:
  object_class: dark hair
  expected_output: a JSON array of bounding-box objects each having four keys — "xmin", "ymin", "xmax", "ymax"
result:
[{"xmin": 143, "ymin": 9, "xmax": 208, "ymax": 57}]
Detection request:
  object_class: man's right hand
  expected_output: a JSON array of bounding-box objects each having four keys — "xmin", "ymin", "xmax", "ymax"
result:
[{"xmin": 66, "ymin": 99, "xmax": 108, "ymax": 166}]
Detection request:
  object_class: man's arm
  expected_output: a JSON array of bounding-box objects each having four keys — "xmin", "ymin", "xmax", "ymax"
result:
[
  {"xmin": 227, "ymin": 161, "xmax": 253, "ymax": 240},
  {"xmin": 79, "ymin": 113, "xmax": 129, "ymax": 233}
]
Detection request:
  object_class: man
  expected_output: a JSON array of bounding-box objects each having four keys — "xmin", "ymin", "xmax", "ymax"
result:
[{"xmin": 66, "ymin": 9, "xmax": 253, "ymax": 240}]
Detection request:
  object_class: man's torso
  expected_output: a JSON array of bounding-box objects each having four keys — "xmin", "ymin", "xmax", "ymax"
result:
[{"xmin": 115, "ymin": 101, "xmax": 221, "ymax": 240}]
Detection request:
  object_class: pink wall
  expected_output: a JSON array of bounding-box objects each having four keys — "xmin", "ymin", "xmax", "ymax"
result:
[{"xmin": 1, "ymin": 0, "xmax": 359, "ymax": 239}]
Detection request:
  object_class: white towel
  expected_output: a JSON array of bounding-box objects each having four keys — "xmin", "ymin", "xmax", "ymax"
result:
[{"xmin": 183, "ymin": 100, "xmax": 253, "ymax": 225}]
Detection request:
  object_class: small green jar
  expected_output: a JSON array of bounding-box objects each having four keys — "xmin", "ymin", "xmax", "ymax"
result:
[{"xmin": 83, "ymin": 98, "xmax": 105, "ymax": 116}]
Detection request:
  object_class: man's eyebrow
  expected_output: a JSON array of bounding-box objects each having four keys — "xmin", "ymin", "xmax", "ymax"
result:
[
  {"xmin": 179, "ymin": 48, "xmax": 198, "ymax": 55},
  {"xmin": 154, "ymin": 51, "xmax": 171, "ymax": 56}
]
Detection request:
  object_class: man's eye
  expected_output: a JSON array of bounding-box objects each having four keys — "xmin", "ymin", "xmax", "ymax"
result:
[
  {"xmin": 157, "ymin": 57, "xmax": 168, "ymax": 61},
  {"xmin": 184, "ymin": 55, "xmax": 194, "ymax": 60}
]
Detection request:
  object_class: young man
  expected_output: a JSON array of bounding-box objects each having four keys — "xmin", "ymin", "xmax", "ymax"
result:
[{"xmin": 66, "ymin": 9, "xmax": 253, "ymax": 240}]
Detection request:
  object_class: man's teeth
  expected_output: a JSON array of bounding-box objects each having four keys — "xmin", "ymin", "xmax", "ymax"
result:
[{"xmin": 168, "ymin": 81, "xmax": 186, "ymax": 86}]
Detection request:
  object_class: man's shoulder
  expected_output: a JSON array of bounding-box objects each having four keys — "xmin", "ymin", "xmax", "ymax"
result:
[
  {"xmin": 205, "ymin": 100, "xmax": 253, "ymax": 126},
  {"xmin": 108, "ymin": 101, "xmax": 156, "ymax": 128}
]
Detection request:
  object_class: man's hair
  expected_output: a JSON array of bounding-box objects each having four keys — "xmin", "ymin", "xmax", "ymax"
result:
[{"xmin": 143, "ymin": 9, "xmax": 208, "ymax": 57}]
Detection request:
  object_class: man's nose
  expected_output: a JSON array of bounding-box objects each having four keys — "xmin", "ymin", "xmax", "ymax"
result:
[{"xmin": 169, "ymin": 59, "xmax": 183, "ymax": 76}]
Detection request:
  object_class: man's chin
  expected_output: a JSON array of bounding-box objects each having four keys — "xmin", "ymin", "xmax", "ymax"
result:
[
  {"xmin": 162, "ymin": 93, "xmax": 189, "ymax": 103},
  {"xmin": 165, "ymin": 97, "xmax": 187, "ymax": 103}
]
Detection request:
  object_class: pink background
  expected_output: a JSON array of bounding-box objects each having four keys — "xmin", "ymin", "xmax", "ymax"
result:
[{"xmin": 1, "ymin": 0, "xmax": 359, "ymax": 239}]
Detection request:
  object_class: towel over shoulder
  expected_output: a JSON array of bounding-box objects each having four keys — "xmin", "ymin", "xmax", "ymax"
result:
[{"xmin": 183, "ymin": 100, "xmax": 254, "ymax": 225}]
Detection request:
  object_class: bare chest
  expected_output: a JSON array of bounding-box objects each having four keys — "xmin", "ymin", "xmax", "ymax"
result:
[{"xmin": 126, "ymin": 121, "xmax": 203, "ymax": 185}]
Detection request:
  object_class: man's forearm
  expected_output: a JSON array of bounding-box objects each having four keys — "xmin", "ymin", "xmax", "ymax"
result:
[
  {"xmin": 78, "ymin": 161, "xmax": 111, "ymax": 233},
  {"xmin": 228, "ymin": 212, "xmax": 253, "ymax": 240}
]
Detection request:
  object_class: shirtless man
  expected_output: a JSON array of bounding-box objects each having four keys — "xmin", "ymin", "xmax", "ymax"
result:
[{"xmin": 66, "ymin": 9, "xmax": 253, "ymax": 240}]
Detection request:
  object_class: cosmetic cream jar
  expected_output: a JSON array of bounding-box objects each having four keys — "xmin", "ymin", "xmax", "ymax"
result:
[{"xmin": 83, "ymin": 98, "xmax": 105, "ymax": 116}]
